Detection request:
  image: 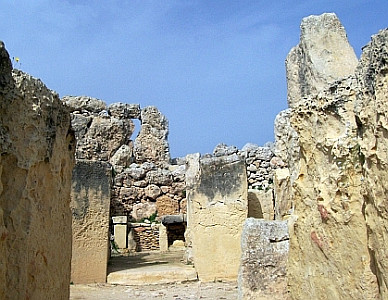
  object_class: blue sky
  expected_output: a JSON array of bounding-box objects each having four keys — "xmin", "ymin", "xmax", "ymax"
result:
[{"xmin": 1, "ymin": 1, "xmax": 387, "ymax": 158}]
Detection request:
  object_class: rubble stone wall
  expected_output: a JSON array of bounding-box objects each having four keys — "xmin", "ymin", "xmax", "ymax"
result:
[
  {"xmin": 130, "ymin": 223, "xmax": 160, "ymax": 251},
  {"xmin": 64, "ymin": 96, "xmax": 186, "ymax": 221},
  {"xmin": 0, "ymin": 42, "xmax": 75, "ymax": 300}
]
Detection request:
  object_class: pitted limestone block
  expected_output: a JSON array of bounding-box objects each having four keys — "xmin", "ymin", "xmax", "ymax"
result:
[
  {"xmin": 131, "ymin": 202, "xmax": 157, "ymax": 221},
  {"xmin": 286, "ymin": 13, "xmax": 358, "ymax": 108},
  {"xmin": 156, "ymin": 195, "xmax": 179, "ymax": 216},
  {"xmin": 62, "ymin": 95, "xmax": 107, "ymax": 113},
  {"xmin": 134, "ymin": 106, "xmax": 170, "ymax": 164},
  {"xmin": 108, "ymin": 102, "xmax": 141, "ymax": 119},
  {"xmin": 76, "ymin": 115, "xmax": 134, "ymax": 161},
  {"xmin": 354, "ymin": 28, "xmax": 388, "ymax": 299},
  {"xmin": 144, "ymin": 184, "xmax": 162, "ymax": 200},
  {"xmin": 110, "ymin": 144, "xmax": 134, "ymax": 173},
  {"xmin": 285, "ymin": 14, "xmax": 386, "ymax": 300},
  {"xmin": 1, "ymin": 42, "xmax": 75, "ymax": 300},
  {"xmin": 274, "ymin": 168, "xmax": 293, "ymax": 220},
  {"xmin": 274, "ymin": 109, "xmax": 300, "ymax": 182},
  {"xmin": 238, "ymin": 218, "xmax": 289, "ymax": 300}
]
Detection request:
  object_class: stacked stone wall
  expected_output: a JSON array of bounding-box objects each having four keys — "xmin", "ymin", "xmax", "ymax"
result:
[
  {"xmin": 64, "ymin": 96, "xmax": 186, "ymax": 222},
  {"xmin": 130, "ymin": 223, "xmax": 160, "ymax": 251}
]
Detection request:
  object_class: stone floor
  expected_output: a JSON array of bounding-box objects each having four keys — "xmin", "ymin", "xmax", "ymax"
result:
[
  {"xmin": 70, "ymin": 281, "xmax": 238, "ymax": 300},
  {"xmin": 107, "ymin": 250, "xmax": 197, "ymax": 285},
  {"xmin": 70, "ymin": 250, "xmax": 238, "ymax": 299}
]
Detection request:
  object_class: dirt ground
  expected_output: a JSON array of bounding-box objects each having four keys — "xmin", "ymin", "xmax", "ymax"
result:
[{"xmin": 70, "ymin": 281, "xmax": 238, "ymax": 300}]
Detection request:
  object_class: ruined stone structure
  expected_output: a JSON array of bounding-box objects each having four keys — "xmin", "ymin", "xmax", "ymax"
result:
[
  {"xmin": 273, "ymin": 13, "xmax": 388, "ymax": 300},
  {"xmin": 0, "ymin": 42, "xmax": 75, "ymax": 299},
  {"xmin": 66, "ymin": 95, "xmax": 188, "ymax": 284},
  {"xmin": 3, "ymin": 11, "xmax": 388, "ymax": 300},
  {"xmin": 63, "ymin": 95, "xmax": 186, "ymax": 221}
]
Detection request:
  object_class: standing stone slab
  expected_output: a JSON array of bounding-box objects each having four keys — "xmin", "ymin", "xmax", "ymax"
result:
[
  {"xmin": 238, "ymin": 218, "xmax": 289, "ymax": 300},
  {"xmin": 186, "ymin": 154, "xmax": 247, "ymax": 282},
  {"xmin": 71, "ymin": 160, "xmax": 111, "ymax": 284},
  {"xmin": 0, "ymin": 42, "xmax": 75, "ymax": 300}
]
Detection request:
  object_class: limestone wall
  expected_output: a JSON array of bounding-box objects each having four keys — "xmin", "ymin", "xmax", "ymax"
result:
[
  {"xmin": 0, "ymin": 42, "xmax": 75, "ymax": 299},
  {"xmin": 281, "ymin": 13, "xmax": 388, "ymax": 300},
  {"xmin": 71, "ymin": 160, "xmax": 111, "ymax": 284}
]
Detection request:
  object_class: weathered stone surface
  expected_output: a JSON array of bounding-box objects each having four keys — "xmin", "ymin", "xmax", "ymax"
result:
[
  {"xmin": 186, "ymin": 154, "xmax": 247, "ymax": 282},
  {"xmin": 134, "ymin": 106, "xmax": 170, "ymax": 164},
  {"xmin": 238, "ymin": 218, "xmax": 289, "ymax": 300},
  {"xmin": 146, "ymin": 169, "xmax": 173, "ymax": 185},
  {"xmin": 156, "ymin": 195, "xmax": 179, "ymax": 216},
  {"xmin": 274, "ymin": 109, "xmax": 299, "ymax": 182},
  {"xmin": 354, "ymin": 28, "xmax": 388, "ymax": 299},
  {"xmin": 213, "ymin": 143, "xmax": 238, "ymax": 156},
  {"xmin": 286, "ymin": 13, "xmax": 358, "ymax": 108},
  {"xmin": 287, "ymin": 70, "xmax": 378, "ymax": 299},
  {"xmin": 63, "ymin": 95, "xmax": 107, "ymax": 113},
  {"xmin": 144, "ymin": 184, "xmax": 162, "ymax": 200},
  {"xmin": 108, "ymin": 102, "xmax": 141, "ymax": 119},
  {"xmin": 0, "ymin": 42, "xmax": 75, "ymax": 300},
  {"xmin": 110, "ymin": 144, "xmax": 134, "ymax": 173},
  {"xmin": 76, "ymin": 115, "xmax": 134, "ymax": 161},
  {"xmin": 159, "ymin": 223, "xmax": 168, "ymax": 252},
  {"xmin": 131, "ymin": 202, "xmax": 157, "ymax": 221},
  {"xmin": 273, "ymin": 168, "xmax": 293, "ymax": 219},
  {"xmin": 284, "ymin": 14, "xmax": 388, "ymax": 300},
  {"xmin": 71, "ymin": 160, "xmax": 111, "ymax": 284},
  {"xmin": 114, "ymin": 224, "xmax": 127, "ymax": 249}
]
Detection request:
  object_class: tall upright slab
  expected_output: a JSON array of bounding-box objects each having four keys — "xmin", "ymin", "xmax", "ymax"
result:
[
  {"xmin": 71, "ymin": 160, "xmax": 111, "ymax": 283},
  {"xmin": 0, "ymin": 42, "xmax": 75, "ymax": 300},
  {"xmin": 186, "ymin": 154, "xmax": 247, "ymax": 282}
]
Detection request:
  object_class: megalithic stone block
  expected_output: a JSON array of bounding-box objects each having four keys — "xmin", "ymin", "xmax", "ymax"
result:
[{"xmin": 71, "ymin": 160, "xmax": 111, "ymax": 284}]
